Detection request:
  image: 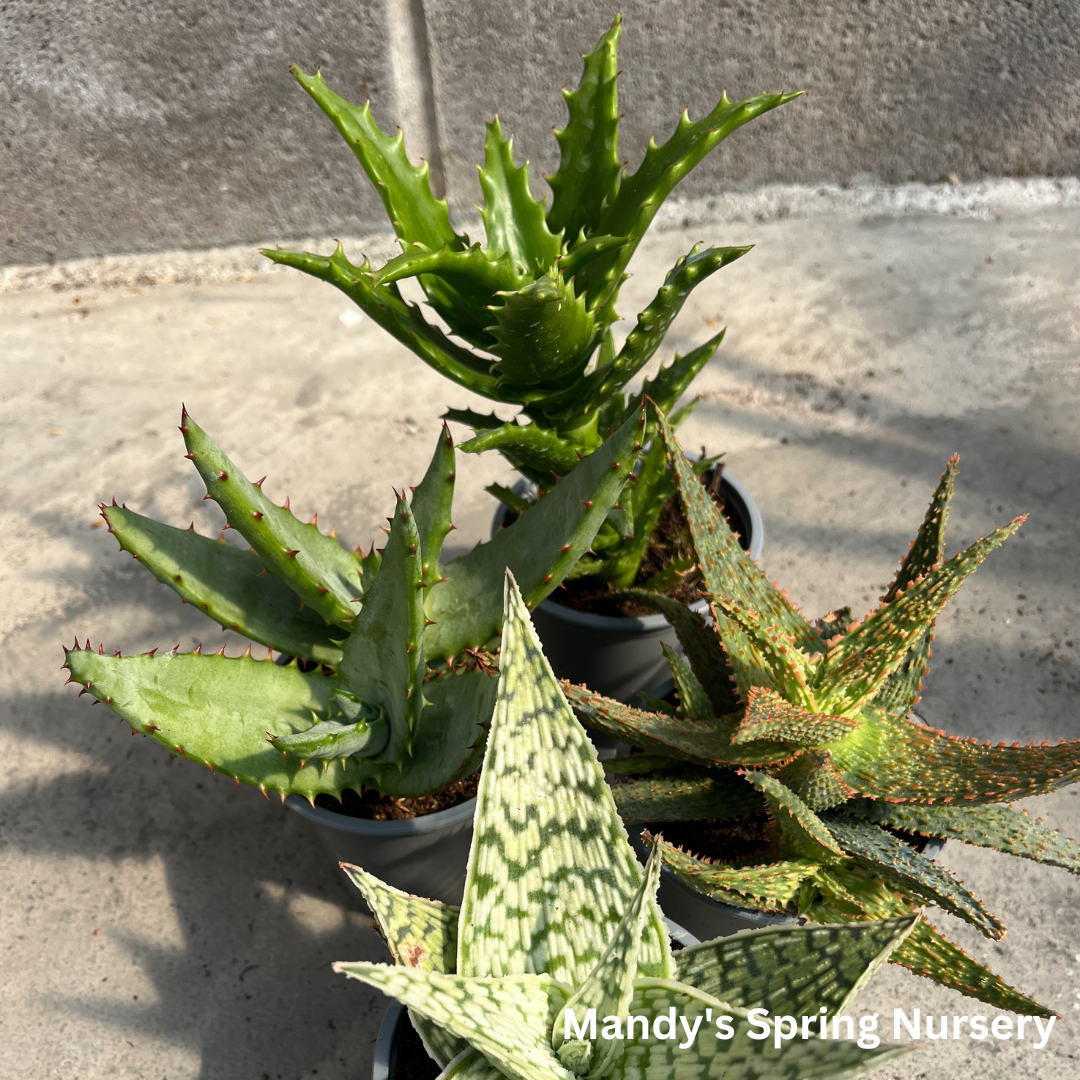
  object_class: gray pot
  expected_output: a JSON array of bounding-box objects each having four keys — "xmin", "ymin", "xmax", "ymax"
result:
[
  {"xmin": 285, "ymin": 796, "xmax": 475, "ymax": 910},
  {"xmin": 372, "ymin": 919, "xmax": 700, "ymax": 1080},
  {"xmin": 494, "ymin": 471, "xmax": 763, "ymax": 704}
]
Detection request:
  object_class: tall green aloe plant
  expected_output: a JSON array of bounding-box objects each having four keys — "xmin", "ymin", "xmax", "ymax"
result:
[
  {"xmin": 265, "ymin": 15, "xmax": 800, "ymax": 586},
  {"xmin": 63, "ymin": 405, "xmax": 642, "ymax": 800},
  {"xmin": 565, "ymin": 408, "xmax": 1080, "ymax": 1017},
  {"xmin": 333, "ymin": 571, "xmax": 917, "ymax": 1080}
]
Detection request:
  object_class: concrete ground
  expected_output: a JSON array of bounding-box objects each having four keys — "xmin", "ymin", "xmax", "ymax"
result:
[{"xmin": 2, "ymin": 188, "xmax": 1079, "ymax": 1079}]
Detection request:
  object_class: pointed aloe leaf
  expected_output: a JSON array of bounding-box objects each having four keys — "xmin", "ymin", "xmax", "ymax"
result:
[
  {"xmin": 563, "ymin": 684, "xmax": 792, "ymax": 767},
  {"xmin": 479, "ymin": 117, "xmax": 562, "ymax": 275},
  {"xmin": 770, "ymin": 749, "xmax": 856, "ymax": 811},
  {"xmin": 661, "ymin": 644, "xmax": 712, "ymax": 720},
  {"xmin": 262, "ymin": 247, "xmax": 503, "ymax": 399},
  {"xmin": 581, "ymin": 90, "xmax": 802, "ymax": 305},
  {"xmin": 488, "ymin": 273, "xmax": 596, "ymax": 393},
  {"xmin": 652, "ymin": 837, "xmax": 817, "ymax": 912},
  {"xmin": 459, "ymin": 422, "xmax": 581, "ymax": 485},
  {"xmin": 612, "ymin": 978, "xmax": 909, "ymax": 1080},
  {"xmin": 552, "ymin": 846, "xmax": 663, "ymax": 1078},
  {"xmin": 438, "ymin": 1049, "xmax": 502, "ymax": 1080},
  {"xmin": 181, "ymin": 410, "xmax": 363, "ymax": 629},
  {"xmin": 849, "ymin": 798, "xmax": 1080, "ymax": 872},
  {"xmin": 289, "ymin": 66, "xmax": 462, "ymax": 252},
  {"xmin": 458, "ymin": 573, "xmax": 673, "ymax": 985},
  {"xmin": 545, "ymin": 16, "xmax": 621, "ymax": 242},
  {"xmin": 822, "ymin": 814, "xmax": 1005, "ymax": 939},
  {"xmin": 637, "ymin": 330, "xmax": 726, "ymax": 419},
  {"xmin": 611, "ymin": 768, "xmax": 763, "ymax": 823},
  {"xmin": 558, "ymin": 235, "xmax": 631, "ymax": 280},
  {"xmin": 816, "ymin": 517, "xmax": 1025, "ymax": 713},
  {"xmin": 100, "ymin": 504, "xmax": 344, "ymax": 665},
  {"xmin": 373, "ymin": 241, "xmax": 524, "ymax": 300},
  {"xmin": 675, "ymin": 916, "xmax": 917, "ymax": 1019},
  {"xmin": 341, "ymin": 865, "xmax": 458, "ymax": 973},
  {"xmin": 829, "ymin": 706, "xmax": 1080, "ymax": 804},
  {"xmin": 732, "ymin": 687, "xmax": 860, "ymax": 746},
  {"xmin": 332, "ymin": 963, "xmax": 570, "ymax": 1080},
  {"xmin": 656, "ymin": 411, "xmax": 823, "ymax": 655},
  {"xmin": 271, "ymin": 714, "xmax": 388, "ymax": 761},
  {"xmin": 611, "ymin": 590, "xmax": 738, "ymax": 715},
  {"xmin": 424, "ymin": 409, "xmax": 640, "ymax": 660},
  {"xmin": 744, "ymin": 771, "xmax": 845, "ymax": 864},
  {"xmin": 596, "ymin": 245, "xmax": 750, "ymax": 389},
  {"xmin": 411, "ymin": 424, "xmax": 458, "ymax": 588},
  {"xmin": 340, "ymin": 497, "xmax": 425, "ymax": 760}
]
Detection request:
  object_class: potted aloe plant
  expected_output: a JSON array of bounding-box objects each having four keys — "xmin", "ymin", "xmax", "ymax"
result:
[
  {"xmin": 565, "ymin": 408, "xmax": 1080, "ymax": 1017},
  {"xmin": 338, "ymin": 571, "xmax": 918, "ymax": 1080},
  {"xmin": 64, "ymin": 406, "xmax": 641, "ymax": 902},
  {"xmin": 265, "ymin": 15, "xmax": 792, "ymax": 699}
]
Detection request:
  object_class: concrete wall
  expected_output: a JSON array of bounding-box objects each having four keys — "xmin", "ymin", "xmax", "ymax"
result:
[{"xmin": 4, "ymin": 0, "xmax": 1080, "ymax": 267}]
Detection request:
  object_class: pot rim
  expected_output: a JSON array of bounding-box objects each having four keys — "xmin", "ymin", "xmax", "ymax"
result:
[
  {"xmin": 500, "ymin": 469, "xmax": 764, "ymax": 634},
  {"xmin": 285, "ymin": 794, "xmax": 476, "ymax": 836}
]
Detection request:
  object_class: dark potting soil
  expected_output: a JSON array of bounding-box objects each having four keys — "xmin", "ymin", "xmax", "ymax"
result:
[
  {"xmin": 645, "ymin": 812, "xmax": 777, "ymax": 866},
  {"xmin": 555, "ymin": 463, "xmax": 747, "ymax": 618},
  {"xmin": 391, "ymin": 1012, "xmax": 441, "ymax": 1080},
  {"xmin": 313, "ymin": 771, "xmax": 479, "ymax": 821}
]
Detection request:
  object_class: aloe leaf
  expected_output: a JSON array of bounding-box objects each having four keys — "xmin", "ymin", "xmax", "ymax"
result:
[
  {"xmin": 458, "ymin": 573, "xmax": 673, "ymax": 985},
  {"xmin": 822, "ymin": 814, "xmax": 1005, "ymax": 940},
  {"xmin": 611, "ymin": 769, "xmax": 763, "ymax": 822},
  {"xmin": 653, "ymin": 837, "xmax": 817, "ymax": 912},
  {"xmin": 332, "ymin": 963, "xmax": 570, "ymax": 1080},
  {"xmin": 815, "ymin": 517, "xmax": 1025, "ymax": 713},
  {"xmin": 552, "ymin": 845, "xmax": 663, "ymax": 1078},
  {"xmin": 181, "ymin": 409, "xmax": 363, "ymax": 628},
  {"xmin": 340, "ymin": 497, "xmax": 426, "ymax": 760},
  {"xmin": 290, "ymin": 66, "xmax": 462, "ymax": 251},
  {"xmin": 262, "ymin": 247, "xmax": 503, "ymax": 398},
  {"xmin": 486, "ymin": 482, "xmax": 533, "ymax": 516},
  {"xmin": 580, "ymin": 89, "xmax": 802, "ymax": 306},
  {"xmin": 341, "ymin": 865, "xmax": 459, "ymax": 973},
  {"xmin": 829, "ymin": 706, "xmax": 1080, "ymax": 805},
  {"xmin": 732, "ymin": 687, "xmax": 860, "ymax": 746},
  {"xmin": 479, "ymin": 117, "xmax": 562, "ymax": 275},
  {"xmin": 674, "ymin": 916, "xmax": 918, "ymax": 1019},
  {"xmin": 424, "ymin": 409, "xmax": 641, "ymax": 660},
  {"xmin": 744, "ymin": 772, "xmax": 845, "ymax": 864},
  {"xmin": 848, "ymin": 799, "xmax": 1080, "ymax": 872},
  {"xmin": 373, "ymin": 241, "xmax": 524, "ymax": 299},
  {"xmin": 411, "ymin": 424, "xmax": 458, "ymax": 588},
  {"xmin": 563, "ymin": 684, "xmax": 792, "ymax": 767},
  {"xmin": 558, "ymin": 234, "xmax": 631, "ymax": 280},
  {"xmin": 661, "ymin": 644, "xmax": 712, "ymax": 720},
  {"xmin": 612, "ymin": 978, "xmax": 909, "ymax": 1080},
  {"xmin": 459, "ymin": 422, "xmax": 581, "ymax": 484},
  {"xmin": 637, "ymin": 331, "xmax": 726, "ymax": 420},
  {"xmin": 545, "ymin": 16, "xmax": 622, "ymax": 244},
  {"xmin": 611, "ymin": 591, "xmax": 738, "ymax": 715},
  {"xmin": 272, "ymin": 714, "xmax": 388, "ymax": 761},
  {"xmin": 100, "ymin": 503, "xmax": 344, "ymax": 665},
  {"xmin": 655, "ymin": 412, "xmax": 823, "ymax": 655},
  {"xmin": 438, "ymin": 1049, "xmax": 502, "ymax": 1080},
  {"xmin": 770, "ymin": 749, "xmax": 856, "ymax": 811},
  {"xmin": 596, "ymin": 245, "xmax": 749, "ymax": 389}
]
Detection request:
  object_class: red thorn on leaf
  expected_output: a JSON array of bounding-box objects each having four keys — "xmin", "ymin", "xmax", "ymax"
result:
[
  {"xmin": 217, "ymin": 471, "xmax": 228, "ymax": 481},
  {"xmin": 202, "ymin": 493, "xmax": 213, "ymax": 500},
  {"xmin": 283, "ymin": 497, "xmax": 290, "ymax": 510},
  {"xmin": 184, "ymin": 453, "xmax": 195, "ymax": 460},
  {"xmin": 543, "ymin": 574, "xmax": 553, "ymax": 584},
  {"xmin": 255, "ymin": 476, "xmax": 266, "ymax": 487},
  {"xmin": 143, "ymin": 647, "xmax": 158, "ymax": 658},
  {"xmin": 284, "ymin": 549, "xmax": 300, "ymax": 558},
  {"xmin": 581, "ymin": 500, "xmax": 593, "ymax": 508}
]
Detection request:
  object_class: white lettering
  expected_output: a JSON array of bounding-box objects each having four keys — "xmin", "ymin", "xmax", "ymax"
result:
[
  {"xmin": 564, "ymin": 1008, "xmax": 596, "ymax": 1041},
  {"xmin": 832, "ymin": 1016, "xmax": 854, "ymax": 1041},
  {"xmin": 678, "ymin": 1014, "xmax": 702, "ymax": 1049},
  {"xmin": 858, "ymin": 1014, "xmax": 879, "ymax": 1049},
  {"xmin": 953, "ymin": 1015, "xmax": 968, "ymax": 1039},
  {"xmin": 746, "ymin": 1008, "xmax": 771, "ymax": 1041},
  {"xmin": 992, "ymin": 1016, "xmax": 1013, "ymax": 1040},
  {"xmin": 714, "ymin": 1015, "xmax": 735, "ymax": 1040},
  {"xmin": 626, "ymin": 1015, "xmax": 648, "ymax": 1040},
  {"xmin": 801, "ymin": 1015, "xmax": 814, "ymax": 1039},
  {"xmin": 653, "ymin": 1007, "xmax": 676, "ymax": 1040},
  {"xmin": 600, "ymin": 1015, "xmax": 623, "ymax": 1041},
  {"xmin": 969, "ymin": 1016, "xmax": 988, "ymax": 1040},
  {"xmin": 773, "ymin": 1015, "xmax": 797, "ymax": 1049},
  {"xmin": 1033, "ymin": 1017, "xmax": 1056, "ymax": 1050},
  {"xmin": 925, "ymin": 1016, "xmax": 947, "ymax": 1040},
  {"xmin": 894, "ymin": 1008, "xmax": 920, "ymax": 1040}
]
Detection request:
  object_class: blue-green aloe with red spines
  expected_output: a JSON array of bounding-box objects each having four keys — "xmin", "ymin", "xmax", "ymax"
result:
[
  {"xmin": 63, "ymin": 404, "xmax": 643, "ymax": 800},
  {"xmin": 264, "ymin": 15, "xmax": 800, "ymax": 588},
  {"xmin": 564, "ymin": 407, "xmax": 1080, "ymax": 1016}
]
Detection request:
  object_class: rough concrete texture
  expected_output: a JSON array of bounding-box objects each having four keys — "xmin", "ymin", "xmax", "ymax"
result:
[
  {"xmin": 2, "ymin": 197, "xmax": 1080, "ymax": 1078},
  {"xmin": 7, "ymin": 0, "xmax": 1080, "ymax": 267}
]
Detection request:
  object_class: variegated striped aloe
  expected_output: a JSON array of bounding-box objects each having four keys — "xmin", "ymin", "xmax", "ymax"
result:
[
  {"xmin": 566, "ymin": 408, "xmax": 1080, "ymax": 1016},
  {"xmin": 264, "ymin": 16, "xmax": 800, "ymax": 587},
  {"xmin": 333, "ymin": 572, "xmax": 916, "ymax": 1079},
  {"xmin": 63, "ymin": 405, "xmax": 642, "ymax": 800}
]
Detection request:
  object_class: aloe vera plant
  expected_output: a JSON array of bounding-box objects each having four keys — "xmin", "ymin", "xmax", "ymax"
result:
[
  {"xmin": 565, "ymin": 408, "xmax": 1080, "ymax": 1016},
  {"xmin": 63, "ymin": 404, "xmax": 642, "ymax": 800},
  {"xmin": 264, "ymin": 16, "xmax": 799, "ymax": 587},
  {"xmin": 334, "ymin": 571, "xmax": 917, "ymax": 1079}
]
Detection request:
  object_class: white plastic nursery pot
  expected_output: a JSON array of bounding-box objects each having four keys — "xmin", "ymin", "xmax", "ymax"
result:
[
  {"xmin": 493, "ymin": 471, "xmax": 764, "ymax": 704},
  {"xmin": 372, "ymin": 920, "xmax": 700, "ymax": 1080},
  {"xmin": 285, "ymin": 796, "xmax": 476, "ymax": 911}
]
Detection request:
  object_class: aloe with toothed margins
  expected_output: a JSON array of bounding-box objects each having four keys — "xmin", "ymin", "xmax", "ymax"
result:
[
  {"xmin": 565, "ymin": 407, "xmax": 1080, "ymax": 1017},
  {"xmin": 331, "ymin": 570, "xmax": 917, "ymax": 1080},
  {"xmin": 264, "ymin": 15, "xmax": 800, "ymax": 587},
  {"xmin": 62, "ymin": 403, "xmax": 643, "ymax": 800}
]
